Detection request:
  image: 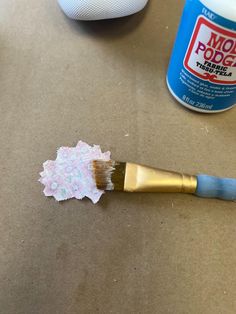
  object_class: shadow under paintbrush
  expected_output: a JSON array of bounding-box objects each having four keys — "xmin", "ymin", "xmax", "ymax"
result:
[{"xmin": 96, "ymin": 191, "xmax": 169, "ymax": 212}]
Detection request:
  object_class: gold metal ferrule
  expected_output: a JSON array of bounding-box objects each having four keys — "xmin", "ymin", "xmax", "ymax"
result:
[{"xmin": 124, "ymin": 163, "xmax": 197, "ymax": 194}]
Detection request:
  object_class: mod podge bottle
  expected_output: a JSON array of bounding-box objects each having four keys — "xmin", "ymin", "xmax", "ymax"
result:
[{"xmin": 167, "ymin": 0, "xmax": 236, "ymax": 113}]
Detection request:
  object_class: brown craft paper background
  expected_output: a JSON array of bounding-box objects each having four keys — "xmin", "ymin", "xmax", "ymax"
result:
[{"xmin": 1, "ymin": 0, "xmax": 236, "ymax": 313}]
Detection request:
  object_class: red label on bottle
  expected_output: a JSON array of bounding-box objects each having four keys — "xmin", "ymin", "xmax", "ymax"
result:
[{"xmin": 184, "ymin": 16, "xmax": 236, "ymax": 85}]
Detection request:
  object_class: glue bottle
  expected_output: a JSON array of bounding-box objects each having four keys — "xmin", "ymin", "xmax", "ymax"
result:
[{"xmin": 167, "ymin": 0, "xmax": 236, "ymax": 113}]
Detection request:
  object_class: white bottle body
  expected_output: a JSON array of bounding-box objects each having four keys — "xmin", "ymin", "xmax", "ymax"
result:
[{"xmin": 58, "ymin": 0, "xmax": 148, "ymax": 20}]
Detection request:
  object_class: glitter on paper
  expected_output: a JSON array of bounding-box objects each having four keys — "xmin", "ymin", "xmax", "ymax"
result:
[{"xmin": 39, "ymin": 141, "xmax": 111, "ymax": 203}]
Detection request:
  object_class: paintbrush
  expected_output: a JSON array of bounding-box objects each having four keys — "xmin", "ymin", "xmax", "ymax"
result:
[{"xmin": 93, "ymin": 160, "xmax": 236, "ymax": 201}]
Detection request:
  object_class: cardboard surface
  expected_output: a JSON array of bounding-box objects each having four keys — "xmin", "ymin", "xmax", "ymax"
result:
[{"xmin": 0, "ymin": 1, "xmax": 236, "ymax": 313}]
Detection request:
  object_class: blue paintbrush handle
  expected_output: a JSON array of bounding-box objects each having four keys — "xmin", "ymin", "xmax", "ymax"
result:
[{"xmin": 196, "ymin": 175, "xmax": 236, "ymax": 201}]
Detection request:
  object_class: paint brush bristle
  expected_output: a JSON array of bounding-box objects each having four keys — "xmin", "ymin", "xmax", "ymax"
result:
[{"xmin": 92, "ymin": 160, "xmax": 126, "ymax": 191}]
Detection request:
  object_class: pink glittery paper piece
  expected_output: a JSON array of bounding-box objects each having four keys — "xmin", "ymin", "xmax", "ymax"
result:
[{"xmin": 39, "ymin": 141, "xmax": 111, "ymax": 204}]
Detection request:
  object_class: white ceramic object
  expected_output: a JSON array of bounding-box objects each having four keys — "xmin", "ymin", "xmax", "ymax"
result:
[{"xmin": 58, "ymin": 0, "xmax": 148, "ymax": 20}]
